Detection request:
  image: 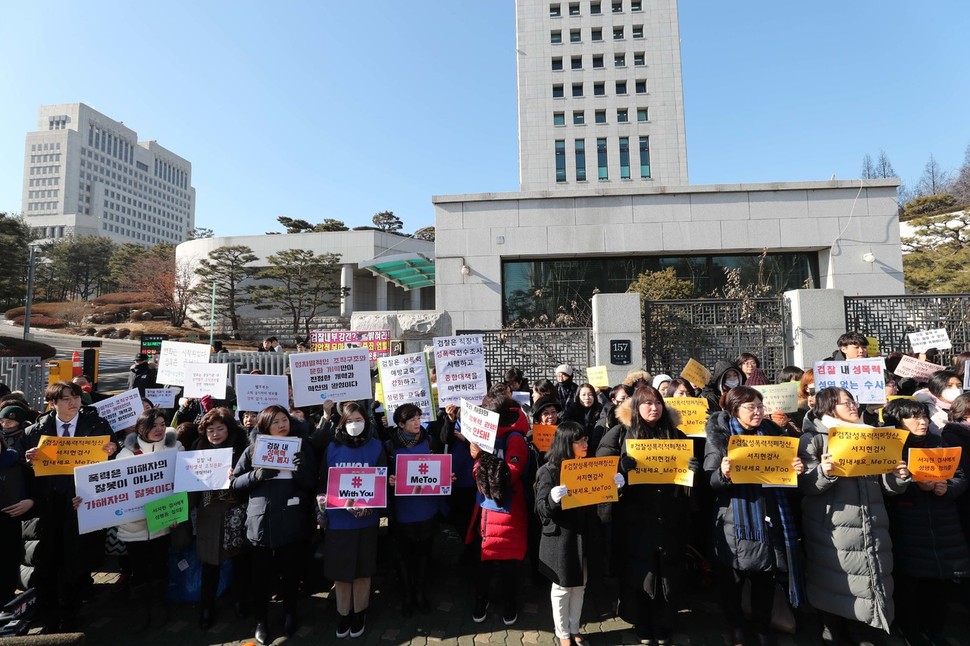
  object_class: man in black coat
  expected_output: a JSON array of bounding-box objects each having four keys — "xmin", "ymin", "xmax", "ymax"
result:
[{"xmin": 127, "ymin": 353, "xmax": 156, "ymax": 396}]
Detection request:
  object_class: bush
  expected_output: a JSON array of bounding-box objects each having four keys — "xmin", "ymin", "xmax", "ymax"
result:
[
  {"xmin": 84, "ymin": 327, "xmax": 97, "ymax": 336},
  {"xmin": 11, "ymin": 314, "xmax": 65, "ymax": 329},
  {"xmin": 116, "ymin": 328, "xmax": 131, "ymax": 339},
  {"xmin": 0, "ymin": 335, "xmax": 57, "ymax": 359},
  {"xmin": 91, "ymin": 292, "xmax": 154, "ymax": 306},
  {"xmin": 4, "ymin": 303, "xmax": 66, "ymax": 320},
  {"xmin": 95, "ymin": 327, "xmax": 116, "ymax": 338}
]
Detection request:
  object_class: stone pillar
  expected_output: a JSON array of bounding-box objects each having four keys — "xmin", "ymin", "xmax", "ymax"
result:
[
  {"xmin": 591, "ymin": 293, "xmax": 644, "ymax": 386},
  {"xmin": 785, "ymin": 289, "xmax": 846, "ymax": 368},
  {"xmin": 375, "ymin": 275, "xmax": 387, "ymax": 311},
  {"xmin": 340, "ymin": 264, "xmax": 355, "ymax": 318}
]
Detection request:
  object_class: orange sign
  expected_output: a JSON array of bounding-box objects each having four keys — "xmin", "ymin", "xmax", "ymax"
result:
[
  {"xmin": 828, "ymin": 427, "xmax": 908, "ymax": 477},
  {"xmin": 559, "ymin": 456, "xmax": 620, "ymax": 510},
  {"xmin": 531, "ymin": 424, "xmax": 556, "ymax": 453},
  {"xmin": 908, "ymin": 447, "xmax": 962, "ymax": 482}
]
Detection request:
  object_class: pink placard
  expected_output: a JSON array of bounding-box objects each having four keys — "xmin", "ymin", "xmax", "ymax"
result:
[
  {"xmin": 394, "ymin": 454, "xmax": 452, "ymax": 496},
  {"xmin": 325, "ymin": 467, "xmax": 388, "ymax": 509}
]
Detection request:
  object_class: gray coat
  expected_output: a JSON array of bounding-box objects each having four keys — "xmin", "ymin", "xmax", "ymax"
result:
[
  {"xmin": 797, "ymin": 413, "xmax": 909, "ymax": 633},
  {"xmin": 534, "ymin": 462, "xmax": 590, "ymax": 588}
]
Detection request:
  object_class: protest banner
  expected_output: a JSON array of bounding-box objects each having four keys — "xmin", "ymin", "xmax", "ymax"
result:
[
  {"xmin": 908, "ymin": 447, "xmax": 962, "ymax": 482},
  {"xmin": 156, "ymin": 340, "xmax": 210, "ymax": 386},
  {"xmin": 828, "ymin": 427, "xmax": 908, "ymax": 477},
  {"xmin": 586, "ymin": 366, "xmax": 610, "ymax": 389},
  {"xmin": 866, "ymin": 337, "xmax": 881, "ymax": 358},
  {"xmin": 665, "ymin": 397, "xmax": 709, "ymax": 437},
  {"xmin": 91, "ymin": 388, "xmax": 142, "ymax": 433},
  {"xmin": 144, "ymin": 492, "xmax": 189, "ymax": 535},
  {"xmin": 752, "ymin": 382, "xmax": 799, "ymax": 413},
  {"xmin": 433, "ymin": 335, "xmax": 487, "ymax": 408},
  {"xmin": 378, "ymin": 352, "xmax": 436, "ymax": 423},
  {"xmin": 309, "ymin": 329, "xmax": 391, "ymax": 361},
  {"xmin": 460, "ymin": 399, "xmax": 499, "ymax": 453},
  {"xmin": 183, "ymin": 362, "xmax": 229, "ymax": 399},
  {"xmin": 235, "ymin": 374, "xmax": 289, "ymax": 412},
  {"xmin": 560, "ymin": 456, "xmax": 620, "ymax": 510},
  {"xmin": 144, "ymin": 387, "xmax": 179, "ymax": 409},
  {"xmin": 893, "ymin": 355, "xmax": 943, "ymax": 382},
  {"xmin": 681, "ymin": 359, "xmax": 712, "ymax": 389},
  {"xmin": 531, "ymin": 424, "xmax": 557, "ymax": 453},
  {"xmin": 394, "ymin": 454, "xmax": 452, "ymax": 496},
  {"xmin": 290, "ymin": 348, "xmax": 371, "ymax": 408},
  {"xmin": 74, "ymin": 450, "xmax": 178, "ymax": 534},
  {"xmin": 967, "ymin": 361, "xmax": 970, "ymax": 391},
  {"xmin": 174, "ymin": 448, "xmax": 232, "ymax": 492},
  {"xmin": 907, "ymin": 328, "xmax": 952, "ymax": 353},
  {"xmin": 34, "ymin": 436, "xmax": 108, "ymax": 476},
  {"xmin": 625, "ymin": 439, "xmax": 694, "ymax": 486},
  {"xmin": 727, "ymin": 435, "xmax": 800, "ymax": 486},
  {"xmin": 813, "ymin": 359, "xmax": 888, "ymax": 404},
  {"xmin": 325, "ymin": 466, "xmax": 388, "ymax": 509},
  {"xmin": 253, "ymin": 435, "xmax": 302, "ymax": 472}
]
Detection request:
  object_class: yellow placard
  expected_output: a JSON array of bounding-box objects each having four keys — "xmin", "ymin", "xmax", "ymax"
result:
[
  {"xmin": 828, "ymin": 427, "xmax": 908, "ymax": 477},
  {"xmin": 751, "ymin": 382, "xmax": 799, "ymax": 413},
  {"xmin": 877, "ymin": 395, "xmax": 916, "ymax": 424},
  {"xmin": 680, "ymin": 359, "xmax": 712, "ymax": 389},
  {"xmin": 908, "ymin": 447, "xmax": 962, "ymax": 482},
  {"xmin": 34, "ymin": 436, "xmax": 109, "ymax": 476},
  {"xmin": 374, "ymin": 382, "xmax": 384, "ymax": 403},
  {"xmin": 665, "ymin": 397, "xmax": 709, "ymax": 437},
  {"xmin": 531, "ymin": 424, "xmax": 557, "ymax": 453},
  {"xmin": 560, "ymin": 456, "xmax": 620, "ymax": 510},
  {"xmin": 625, "ymin": 439, "xmax": 694, "ymax": 486},
  {"xmin": 585, "ymin": 366, "xmax": 610, "ymax": 389},
  {"xmin": 866, "ymin": 336, "xmax": 880, "ymax": 357},
  {"xmin": 727, "ymin": 435, "xmax": 800, "ymax": 486}
]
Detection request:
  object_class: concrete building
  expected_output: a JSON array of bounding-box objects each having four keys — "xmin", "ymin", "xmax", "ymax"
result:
[{"xmin": 21, "ymin": 103, "xmax": 195, "ymax": 245}]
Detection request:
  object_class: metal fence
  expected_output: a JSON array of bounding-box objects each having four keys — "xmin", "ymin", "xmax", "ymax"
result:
[
  {"xmin": 456, "ymin": 328, "xmax": 594, "ymax": 385},
  {"xmin": 209, "ymin": 352, "xmax": 292, "ymax": 387},
  {"xmin": 0, "ymin": 357, "xmax": 48, "ymax": 410},
  {"xmin": 845, "ymin": 293, "xmax": 970, "ymax": 366},
  {"xmin": 644, "ymin": 297, "xmax": 790, "ymax": 382}
]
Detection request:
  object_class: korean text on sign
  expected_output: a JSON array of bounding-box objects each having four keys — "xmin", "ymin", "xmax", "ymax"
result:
[
  {"xmin": 813, "ymin": 359, "xmax": 887, "ymax": 405},
  {"xmin": 433, "ymin": 335, "xmax": 487, "ymax": 408},
  {"xmin": 827, "ymin": 427, "xmax": 907, "ymax": 477},
  {"xmin": 625, "ymin": 439, "xmax": 694, "ymax": 486},
  {"xmin": 727, "ymin": 435, "xmax": 799, "ymax": 486},
  {"xmin": 459, "ymin": 399, "xmax": 499, "ymax": 454},
  {"xmin": 290, "ymin": 348, "xmax": 372, "ymax": 408},
  {"xmin": 379, "ymin": 352, "xmax": 436, "ymax": 423},
  {"xmin": 559, "ymin": 456, "xmax": 620, "ymax": 510}
]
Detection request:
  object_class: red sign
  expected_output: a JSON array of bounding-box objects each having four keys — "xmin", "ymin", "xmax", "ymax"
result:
[
  {"xmin": 325, "ymin": 466, "xmax": 388, "ymax": 509},
  {"xmin": 394, "ymin": 454, "xmax": 452, "ymax": 496}
]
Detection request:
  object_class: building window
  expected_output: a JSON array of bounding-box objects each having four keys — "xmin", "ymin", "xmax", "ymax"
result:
[
  {"xmin": 637, "ymin": 107, "xmax": 649, "ymax": 122},
  {"xmin": 568, "ymin": 2, "xmax": 580, "ymax": 15},
  {"xmin": 594, "ymin": 82, "xmax": 605, "ymax": 96},
  {"xmin": 597, "ymin": 138, "xmax": 608, "ymax": 180},
  {"xmin": 633, "ymin": 24, "xmax": 643, "ymax": 38},
  {"xmin": 554, "ymin": 112, "xmax": 566, "ymax": 126},
  {"xmin": 553, "ymin": 84, "xmax": 564, "ymax": 98},
  {"xmin": 616, "ymin": 80, "xmax": 628, "ymax": 95},
  {"xmin": 550, "ymin": 3, "xmax": 561, "ymax": 17},
  {"xmin": 573, "ymin": 110, "xmax": 585, "ymax": 125},
  {"xmin": 612, "ymin": 0, "xmax": 623, "ymax": 13},
  {"xmin": 614, "ymin": 53, "xmax": 626, "ymax": 67},
  {"xmin": 617, "ymin": 108, "xmax": 629, "ymax": 122},
  {"xmin": 634, "ymin": 51, "xmax": 645, "ymax": 66},
  {"xmin": 551, "ymin": 30, "xmax": 562, "ymax": 44},
  {"xmin": 636, "ymin": 79, "xmax": 647, "ymax": 93},
  {"xmin": 552, "ymin": 56, "xmax": 564, "ymax": 71},
  {"xmin": 570, "ymin": 29, "xmax": 581, "ymax": 42},
  {"xmin": 595, "ymin": 110, "xmax": 607, "ymax": 124},
  {"xmin": 575, "ymin": 139, "xmax": 587, "ymax": 181},
  {"xmin": 555, "ymin": 140, "xmax": 567, "ymax": 182},
  {"xmin": 571, "ymin": 55, "xmax": 583, "ymax": 69},
  {"xmin": 572, "ymin": 83, "xmax": 584, "ymax": 97},
  {"xmin": 592, "ymin": 54, "xmax": 604, "ymax": 68},
  {"xmin": 639, "ymin": 136, "xmax": 651, "ymax": 178},
  {"xmin": 613, "ymin": 27, "xmax": 624, "ymax": 39},
  {"xmin": 591, "ymin": 28, "xmax": 603, "ymax": 41},
  {"xmin": 619, "ymin": 137, "xmax": 631, "ymax": 179},
  {"xmin": 631, "ymin": 0, "xmax": 642, "ymax": 10},
  {"xmin": 590, "ymin": 1, "xmax": 602, "ymax": 14}
]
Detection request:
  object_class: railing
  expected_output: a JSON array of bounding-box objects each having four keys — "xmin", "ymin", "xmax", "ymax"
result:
[
  {"xmin": 0, "ymin": 357, "xmax": 48, "ymax": 410},
  {"xmin": 456, "ymin": 328, "xmax": 594, "ymax": 385}
]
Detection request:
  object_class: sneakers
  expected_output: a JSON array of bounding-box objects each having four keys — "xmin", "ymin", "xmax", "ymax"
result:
[
  {"xmin": 472, "ymin": 599, "xmax": 488, "ymax": 623},
  {"xmin": 350, "ymin": 610, "xmax": 366, "ymax": 638},
  {"xmin": 502, "ymin": 611, "xmax": 518, "ymax": 626},
  {"xmin": 336, "ymin": 613, "xmax": 351, "ymax": 638}
]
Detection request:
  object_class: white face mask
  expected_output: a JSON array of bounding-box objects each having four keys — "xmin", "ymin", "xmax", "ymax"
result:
[
  {"xmin": 724, "ymin": 378, "xmax": 740, "ymax": 389},
  {"xmin": 942, "ymin": 387, "xmax": 962, "ymax": 403},
  {"xmin": 345, "ymin": 421, "xmax": 366, "ymax": 437}
]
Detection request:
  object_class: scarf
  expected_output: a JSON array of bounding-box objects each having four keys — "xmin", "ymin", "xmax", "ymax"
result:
[
  {"xmin": 395, "ymin": 427, "xmax": 423, "ymax": 449},
  {"xmin": 728, "ymin": 417, "xmax": 803, "ymax": 607}
]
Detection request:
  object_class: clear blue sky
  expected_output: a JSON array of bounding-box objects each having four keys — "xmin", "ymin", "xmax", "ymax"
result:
[{"xmin": 1, "ymin": 1, "xmax": 967, "ymax": 236}]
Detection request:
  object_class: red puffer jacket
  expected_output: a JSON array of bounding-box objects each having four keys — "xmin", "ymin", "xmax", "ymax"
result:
[{"xmin": 467, "ymin": 408, "xmax": 530, "ymax": 561}]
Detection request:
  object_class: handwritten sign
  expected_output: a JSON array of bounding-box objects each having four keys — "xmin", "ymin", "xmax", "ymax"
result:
[
  {"xmin": 586, "ymin": 366, "xmax": 610, "ymax": 389},
  {"xmin": 253, "ymin": 435, "xmax": 302, "ymax": 472},
  {"xmin": 625, "ymin": 439, "xmax": 694, "ymax": 486},
  {"xmin": 828, "ymin": 427, "xmax": 908, "ymax": 477},
  {"xmin": 866, "ymin": 337, "xmax": 880, "ymax": 358},
  {"xmin": 892, "ymin": 354, "xmax": 943, "ymax": 383},
  {"xmin": 310, "ymin": 329, "xmax": 391, "ymax": 361},
  {"xmin": 144, "ymin": 492, "xmax": 189, "ymax": 535},
  {"xmin": 665, "ymin": 397, "xmax": 709, "ymax": 437},
  {"xmin": 235, "ymin": 374, "xmax": 289, "ymax": 411},
  {"xmin": 531, "ymin": 424, "xmax": 557, "ymax": 453},
  {"xmin": 681, "ymin": 359, "xmax": 712, "ymax": 389},
  {"xmin": 174, "ymin": 448, "xmax": 232, "ymax": 492},
  {"xmin": 183, "ymin": 363, "xmax": 229, "ymax": 399},
  {"xmin": 156, "ymin": 340, "xmax": 210, "ymax": 386},
  {"xmin": 290, "ymin": 348, "xmax": 372, "ymax": 407},
  {"xmin": 908, "ymin": 447, "xmax": 962, "ymax": 482},
  {"xmin": 379, "ymin": 352, "xmax": 436, "ymax": 423},
  {"xmin": 325, "ymin": 466, "xmax": 388, "ymax": 509},
  {"xmin": 560, "ymin": 456, "xmax": 620, "ymax": 510},
  {"xmin": 908, "ymin": 328, "xmax": 952, "ymax": 353},
  {"xmin": 34, "ymin": 436, "xmax": 108, "ymax": 476},
  {"xmin": 91, "ymin": 388, "xmax": 142, "ymax": 432},
  {"xmin": 752, "ymin": 382, "xmax": 799, "ymax": 414},
  {"xmin": 394, "ymin": 454, "xmax": 452, "ymax": 496},
  {"xmin": 433, "ymin": 335, "xmax": 487, "ymax": 408},
  {"xmin": 813, "ymin": 359, "xmax": 887, "ymax": 404},
  {"xmin": 727, "ymin": 435, "xmax": 800, "ymax": 486},
  {"xmin": 74, "ymin": 450, "xmax": 178, "ymax": 534},
  {"xmin": 460, "ymin": 399, "xmax": 499, "ymax": 453},
  {"xmin": 144, "ymin": 387, "xmax": 179, "ymax": 409}
]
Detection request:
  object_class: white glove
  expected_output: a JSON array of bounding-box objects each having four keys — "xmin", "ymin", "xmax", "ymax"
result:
[
  {"xmin": 614, "ymin": 472, "xmax": 626, "ymax": 489},
  {"xmin": 550, "ymin": 485, "xmax": 568, "ymax": 503}
]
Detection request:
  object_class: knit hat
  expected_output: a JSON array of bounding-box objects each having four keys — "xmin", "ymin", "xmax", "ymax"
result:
[
  {"xmin": 0, "ymin": 406, "xmax": 27, "ymax": 424},
  {"xmin": 555, "ymin": 364, "xmax": 573, "ymax": 377},
  {"xmin": 652, "ymin": 374, "xmax": 673, "ymax": 390}
]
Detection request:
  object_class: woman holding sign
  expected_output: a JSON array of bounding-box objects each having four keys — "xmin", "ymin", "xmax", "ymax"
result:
[{"xmin": 703, "ymin": 386, "xmax": 804, "ymax": 646}]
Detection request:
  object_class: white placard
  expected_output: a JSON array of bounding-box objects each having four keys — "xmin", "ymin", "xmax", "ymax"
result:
[
  {"xmin": 894, "ymin": 355, "xmax": 944, "ymax": 382},
  {"xmin": 378, "ymin": 352, "xmax": 436, "ymax": 423},
  {"xmin": 183, "ymin": 363, "xmax": 229, "ymax": 399},
  {"xmin": 433, "ymin": 335, "xmax": 487, "ymax": 408},
  {"xmin": 460, "ymin": 398, "xmax": 499, "ymax": 454},
  {"xmin": 235, "ymin": 374, "xmax": 290, "ymax": 412},
  {"xmin": 74, "ymin": 450, "xmax": 178, "ymax": 534},
  {"xmin": 907, "ymin": 329, "xmax": 952, "ymax": 353},
  {"xmin": 174, "ymin": 448, "xmax": 233, "ymax": 492},
  {"xmin": 289, "ymin": 349, "xmax": 372, "ymax": 408},
  {"xmin": 144, "ymin": 387, "xmax": 180, "ymax": 409},
  {"xmin": 91, "ymin": 388, "xmax": 142, "ymax": 432},
  {"xmin": 751, "ymin": 382, "xmax": 799, "ymax": 413},
  {"xmin": 156, "ymin": 341, "xmax": 211, "ymax": 386},
  {"xmin": 813, "ymin": 359, "xmax": 887, "ymax": 405},
  {"xmin": 511, "ymin": 391, "xmax": 531, "ymax": 408},
  {"xmin": 252, "ymin": 435, "xmax": 302, "ymax": 472}
]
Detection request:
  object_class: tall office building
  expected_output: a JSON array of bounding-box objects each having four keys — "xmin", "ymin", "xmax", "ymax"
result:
[
  {"xmin": 21, "ymin": 103, "xmax": 195, "ymax": 245},
  {"xmin": 516, "ymin": 0, "xmax": 688, "ymax": 190}
]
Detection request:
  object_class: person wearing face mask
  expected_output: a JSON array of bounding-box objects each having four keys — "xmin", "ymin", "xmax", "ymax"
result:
[
  {"xmin": 700, "ymin": 360, "xmax": 747, "ymax": 414},
  {"xmin": 914, "ymin": 370, "xmax": 964, "ymax": 435},
  {"xmin": 882, "ymin": 399, "xmax": 969, "ymax": 645},
  {"xmin": 320, "ymin": 402, "xmax": 386, "ymax": 640}
]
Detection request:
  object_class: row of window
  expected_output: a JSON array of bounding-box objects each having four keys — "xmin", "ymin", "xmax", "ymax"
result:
[
  {"xmin": 27, "ymin": 190, "xmax": 59, "ymax": 199},
  {"xmin": 29, "ymin": 154, "xmax": 62, "ymax": 163},
  {"xmin": 555, "ymin": 136, "xmax": 650, "ymax": 182},
  {"xmin": 30, "ymin": 143, "xmax": 62, "ymax": 152},
  {"xmin": 101, "ymin": 220, "xmax": 170, "ymax": 245},
  {"xmin": 86, "ymin": 127, "xmax": 191, "ymax": 191},
  {"xmin": 553, "ymin": 79, "xmax": 647, "ymax": 98},
  {"xmin": 27, "ymin": 177, "xmax": 59, "ymax": 187},
  {"xmin": 552, "ymin": 51, "xmax": 645, "ymax": 70},
  {"xmin": 47, "ymin": 116, "xmax": 69, "ymax": 130},
  {"xmin": 551, "ymin": 24, "xmax": 643, "ymax": 43},
  {"xmin": 80, "ymin": 147, "xmax": 192, "ymax": 212},
  {"xmin": 28, "ymin": 165, "xmax": 60, "ymax": 175},
  {"xmin": 26, "ymin": 201, "xmax": 58, "ymax": 211},
  {"xmin": 554, "ymin": 107, "xmax": 648, "ymax": 125},
  {"xmin": 550, "ymin": 0, "xmax": 643, "ymax": 17}
]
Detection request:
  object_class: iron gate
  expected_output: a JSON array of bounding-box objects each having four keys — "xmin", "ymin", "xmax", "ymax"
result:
[
  {"xmin": 0, "ymin": 357, "xmax": 48, "ymax": 410},
  {"xmin": 457, "ymin": 328, "xmax": 594, "ymax": 385}
]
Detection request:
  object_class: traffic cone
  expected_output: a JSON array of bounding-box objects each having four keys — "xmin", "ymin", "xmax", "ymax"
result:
[{"xmin": 72, "ymin": 351, "xmax": 82, "ymax": 377}]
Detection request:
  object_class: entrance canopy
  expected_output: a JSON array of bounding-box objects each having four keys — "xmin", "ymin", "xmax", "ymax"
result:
[{"xmin": 358, "ymin": 252, "xmax": 435, "ymax": 291}]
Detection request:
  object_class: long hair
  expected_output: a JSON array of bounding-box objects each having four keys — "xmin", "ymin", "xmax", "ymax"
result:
[
  {"xmin": 627, "ymin": 385, "xmax": 677, "ymax": 440},
  {"xmin": 545, "ymin": 420, "xmax": 588, "ymax": 469},
  {"xmin": 134, "ymin": 408, "xmax": 166, "ymax": 439},
  {"xmin": 475, "ymin": 451, "xmax": 510, "ymax": 507}
]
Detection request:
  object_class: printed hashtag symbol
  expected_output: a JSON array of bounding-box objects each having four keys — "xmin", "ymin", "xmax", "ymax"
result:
[
  {"xmin": 418, "ymin": 463, "xmax": 429, "ymax": 475},
  {"xmin": 351, "ymin": 476, "xmax": 362, "ymax": 488}
]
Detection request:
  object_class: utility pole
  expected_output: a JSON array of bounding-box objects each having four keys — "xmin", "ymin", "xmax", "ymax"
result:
[{"xmin": 23, "ymin": 246, "xmax": 37, "ymax": 340}]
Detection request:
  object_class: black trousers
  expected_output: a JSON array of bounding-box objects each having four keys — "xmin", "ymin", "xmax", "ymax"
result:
[
  {"xmin": 714, "ymin": 565, "xmax": 775, "ymax": 633},
  {"xmin": 34, "ymin": 494, "xmax": 103, "ymax": 619},
  {"xmin": 250, "ymin": 542, "xmax": 305, "ymax": 622},
  {"xmin": 201, "ymin": 552, "xmax": 251, "ymax": 611},
  {"xmin": 124, "ymin": 535, "xmax": 171, "ymax": 588},
  {"xmin": 475, "ymin": 557, "xmax": 520, "ymax": 615}
]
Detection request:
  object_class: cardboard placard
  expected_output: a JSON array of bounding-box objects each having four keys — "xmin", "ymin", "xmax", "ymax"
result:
[
  {"xmin": 433, "ymin": 335, "xmax": 487, "ymax": 409},
  {"xmin": 751, "ymin": 382, "xmax": 799, "ymax": 414},
  {"xmin": 174, "ymin": 448, "xmax": 233, "ymax": 492},
  {"xmin": 665, "ymin": 397, "xmax": 709, "ymax": 437},
  {"xmin": 156, "ymin": 340, "xmax": 210, "ymax": 386},
  {"xmin": 828, "ymin": 427, "xmax": 908, "ymax": 477},
  {"xmin": 235, "ymin": 374, "xmax": 290, "ymax": 412},
  {"xmin": 908, "ymin": 447, "xmax": 962, "ymax": 482},
  {"xmin": 91, "ymin": 388, "xmax": 142, "ymax": 432},
  {"xmin": 183, "ymin": 363, "xmax": 229, "ymax": 399},
  {"xmin": 559, "ymin": 456, "xmax": 620, "ymax": 510},
  {"xmin": 585, "ymin": 366, "xmax": 610, "ymax": 389},
  {"xmin": 34, "ymin": 436, "xmax": 109, "ymax": 476},
  {"xmin": 624, "ymin": 439, "xmax": 694, "ymax": 486},
  {"xmin": 144, "ymin": 492, "xmax": 189, "ymax": 535},
  {"xmin": 252, "ymin": 435, "xmax": 302, "ymax": 472},
  {"xmin": 144, "ymin": 387, "xmax": 179, "ymax": 409},
  {"xmin": 531, "ymin": 424, "xmax": 557, "ymax": 453},
  {"xmin": 681, "ymin": 359, "xmax": 712, "ymax": 389},
  {"xmin": 393, "ymin": 454, "xmax": 452, "ymax": 496},
  {"xmin": 325, "ymin": 466, "xmax": 388, "ymax": 509},
  {"xmin": 290, "ymin": 349, "xmax": 372, "ymax": 407},
  {"xmin": 727, "ymin": 435, "xmax": 800, "ymax": 486},
  {"xmin": 378, "ymin": 352, "xmax": 436, "ymax": 423},
  {"xmin": 460, "ymin": 399, "xmax": 499, "ymax": 454},
  {"xmin": 813, "ymin": 359, "xmax": 887, "ymax": 404},
  {"xmin": 907, "ymin": 328, "xmax": 952, "ymax": 353},
  {"xmin": 893, "ymin": 355, "xmax": 943, "ymax": 382}
]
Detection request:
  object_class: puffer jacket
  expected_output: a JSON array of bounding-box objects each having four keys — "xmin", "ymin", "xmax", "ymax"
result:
[
  {"xmin": 115, "ymin": 429, "xmax": 182, "ymax": 543},
  {"xmin": 886, "ymin": 432, "xmax": 970, "ymax": 579},
  {"xmin": 797, "ymin": 412, "xmax": 909, "ymax": 632}
]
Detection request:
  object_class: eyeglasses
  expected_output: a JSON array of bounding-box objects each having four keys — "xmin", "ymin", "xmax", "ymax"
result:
[
  {"xmin": 739, "ymin": 404, "xmax": 765, "ymax": 413},
  {"xmin": 837, "ymin": 400, "xmax": 858, "ymax": 408}
]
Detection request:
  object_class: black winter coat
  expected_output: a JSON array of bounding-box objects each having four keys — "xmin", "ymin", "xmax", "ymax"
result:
[
  {"xmin": 941, "ymin": 420, "xmax": 970, "ymax": 542},
  {"xmin": 534, "ymin": 462, "xmax": 591, "ymax": 588}
]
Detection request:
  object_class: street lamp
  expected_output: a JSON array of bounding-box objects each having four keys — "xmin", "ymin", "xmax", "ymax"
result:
[{"xmin": 23, "ymin": 245, "xmax": 38, "ymax": 340}]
